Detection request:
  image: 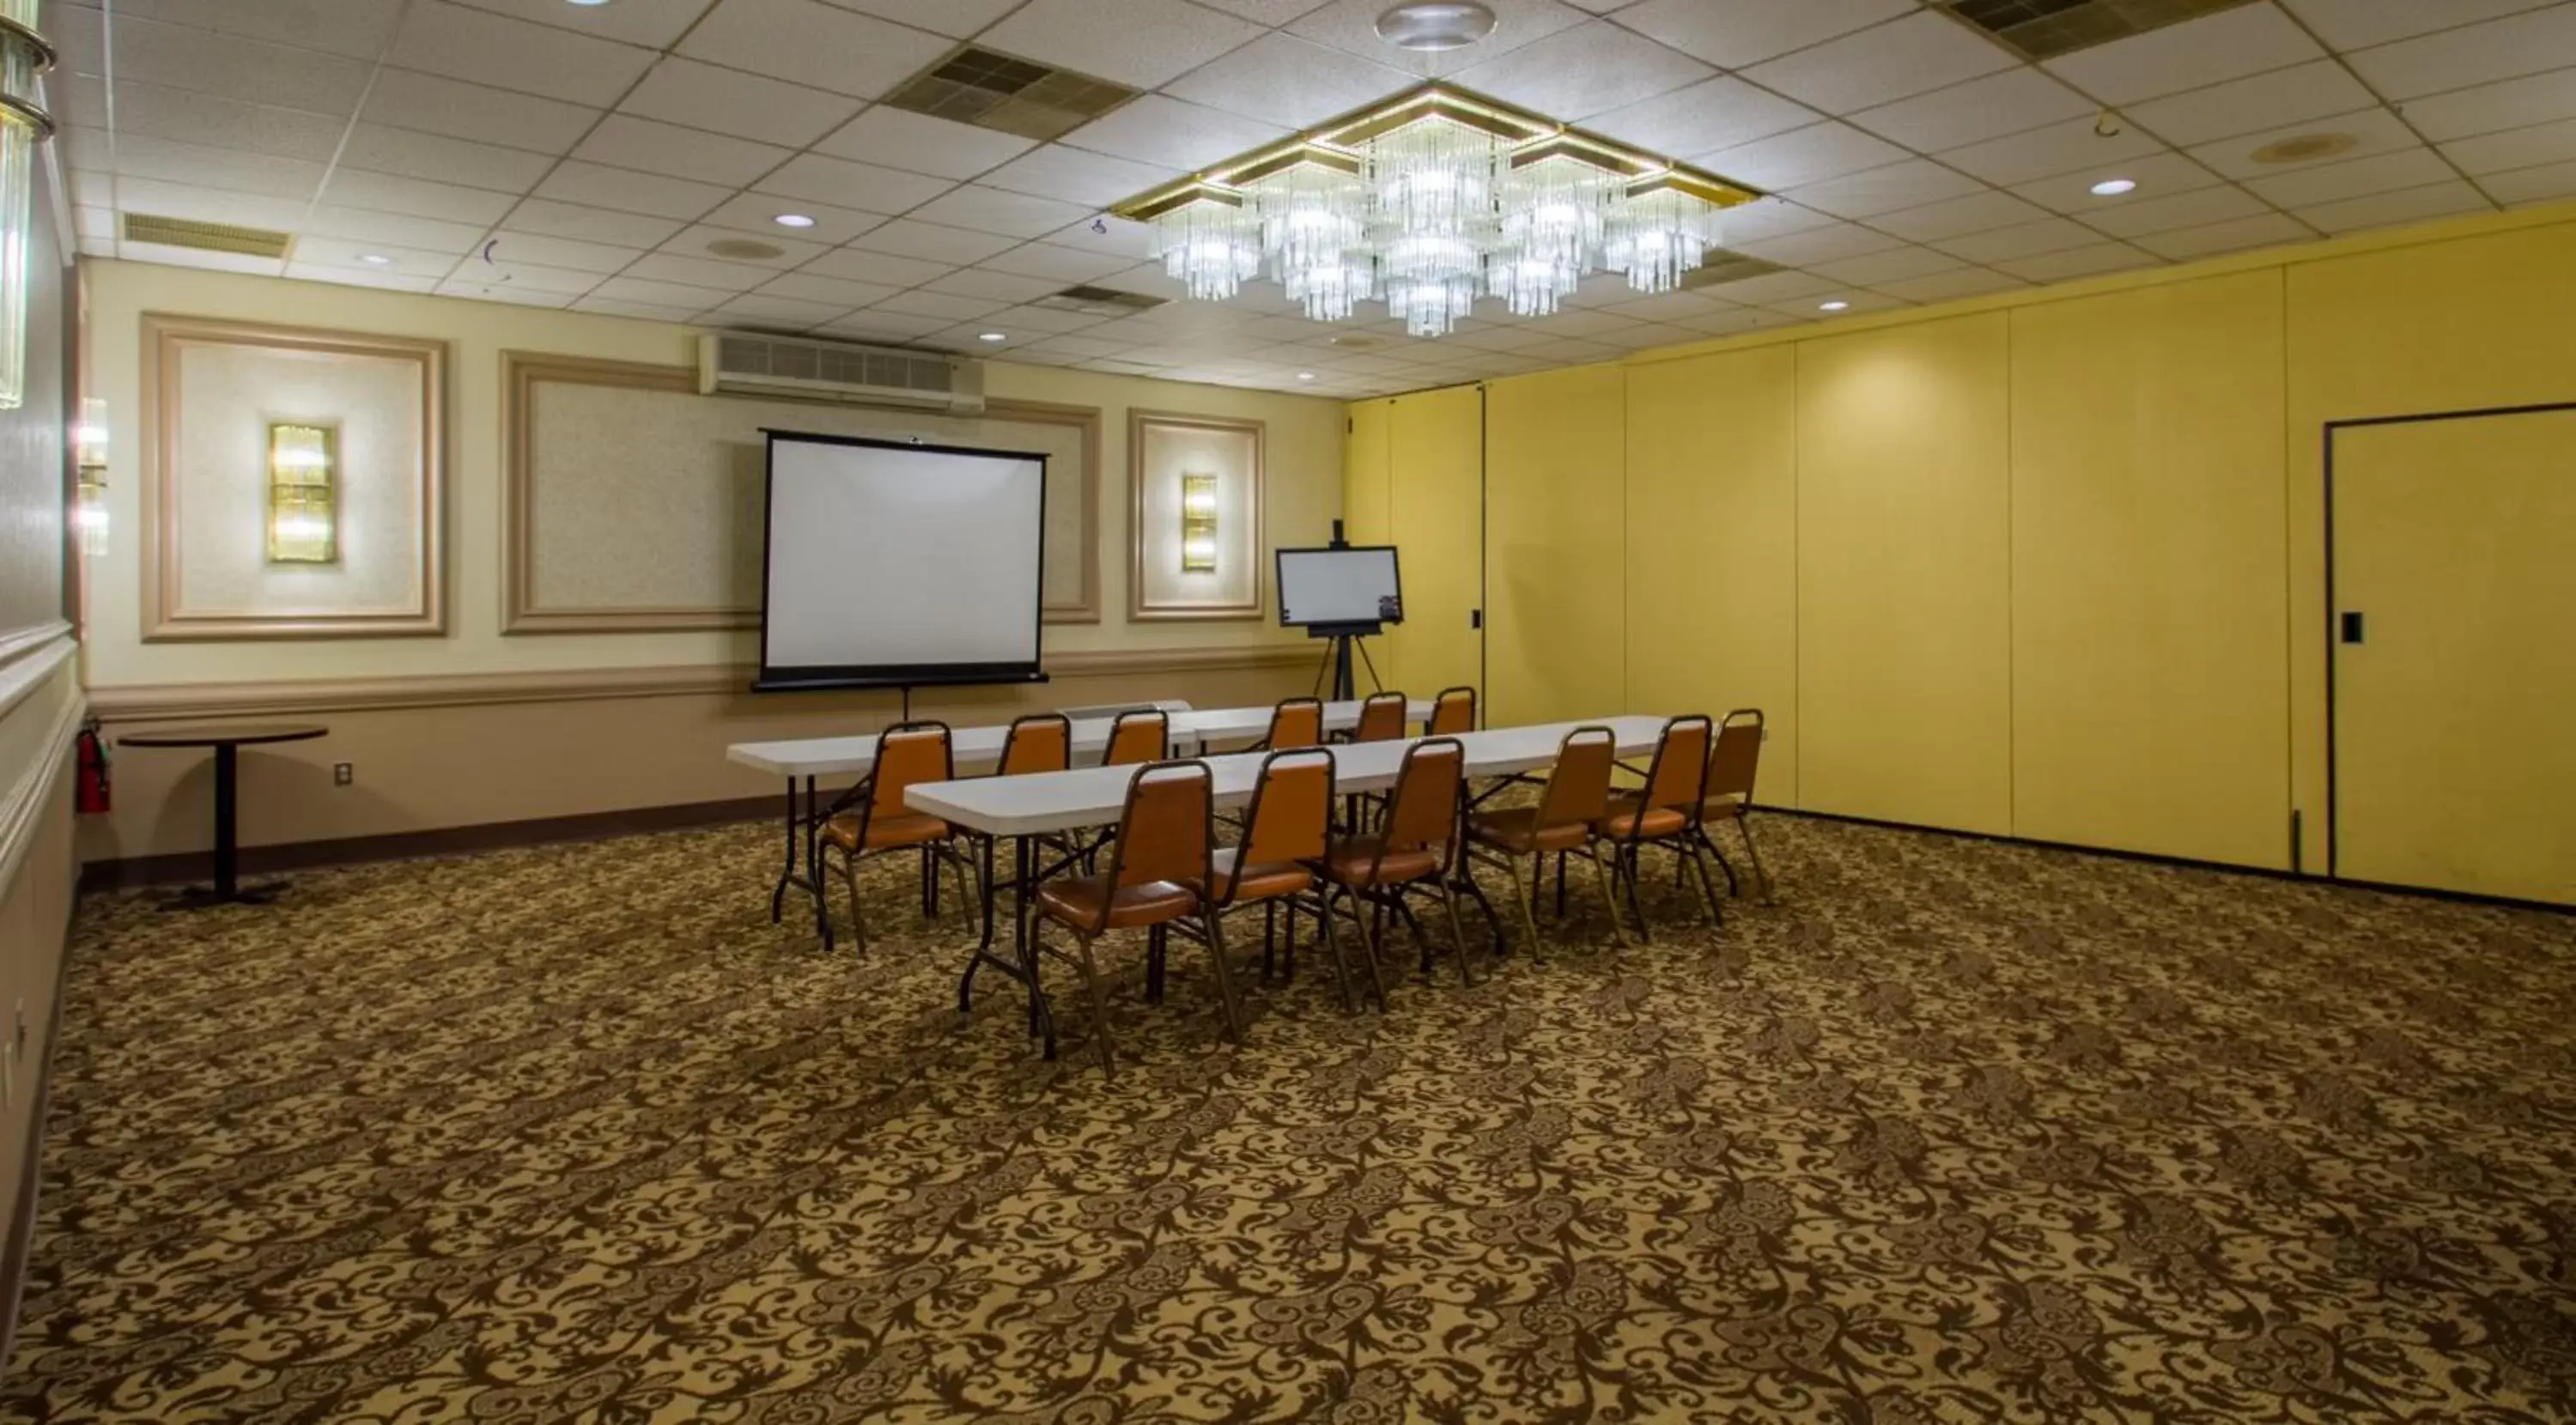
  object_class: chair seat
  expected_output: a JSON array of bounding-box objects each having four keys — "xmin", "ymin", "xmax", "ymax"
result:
[
  {"xmin": 1212, "ymin": 847, "xmax": 1313, "ymax": 904},
  {"xmin": 1467, "ymin": 806, "xmax": 1593, "ymax": 855},
  {"xmin": 824, "ymin": 811, "xmax": 952, "ymax": 852},
  {"xmin": 1036, "ymin": 873, "xmax": 1203, "ymax": 931},
  {"xmin": 1699, "ymin": 793, "xmax": 1746, "ymax": 822},
  {"xmin": 1322, "ymin": 836, "xmax": 1442, "ymax": 887},
  {"xmin": 1597, "ymin": 795, "xmax": 1690, "ymax": 840}
]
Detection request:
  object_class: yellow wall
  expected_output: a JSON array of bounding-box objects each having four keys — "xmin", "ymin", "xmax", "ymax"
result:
[
  {"xmin": 1386, "ymin": 385, "xmax": 1483, "ymax": 705},
  {"xmin": 1340, "ymin": 397, "xmax": 1394, "ymax": 688},
  {"xmin": 1358, "ymin": 198, "xmax": 2576, "ymax": 878}
]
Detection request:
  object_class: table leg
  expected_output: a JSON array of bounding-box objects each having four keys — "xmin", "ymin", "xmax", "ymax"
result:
[
  {"xmin": 1018, "ymin": 834, "xmax": 1056, "ymax": 1059},
  {"xmin": 805, "ymin": 776, "xmax": 835, "ymax": 954},
  {"xmin": 769, "ymin": 777, "xmax": 797, "ymax": 923}
]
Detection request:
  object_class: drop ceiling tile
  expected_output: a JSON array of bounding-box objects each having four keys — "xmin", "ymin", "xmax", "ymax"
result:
[
  {"xmin": 1705, "ymin": 269, "xmax": 1845, "ymax": 305},
  {"xmin": 499, "ymin": 198, "xmax": 689, "ymax": 247},
  {"xmin": 115, "ymin": 0, "xmax": 406, "ymax": 58},
  {"xmin": 2124, "ymin": 60, "xmax": 2380, "ymax": 150},
  {"xmin": 1848, "ymin": 68, "xmax": 2097, "ymax": 154},
  {"xmin": 321, "ymin": 168, "xmax": 520, "ymax": 224},
  {"xmin": 677, "ymin": 0, "xmax": 953, "ymax": 100},
  {"xmin": 1745, "ymin": 12, "xmax": 2019, "ymax": 115},
  {"xmin": 2343, "ymin": 3, "xmax": 2576, "ymax": 99},
  {"xmin": 981, "ymin": 147, "xmax": 1184, "ymax": 207},
  {"xmin": 72, "ymin": 206, "xmax": 115, "ymax": 242},
  {"xmin": 590, "ymin": 275, "xmax": 737, "ymax": 308},
  {"xmin": 798, "ymin": 247, "xmax": 957, "ymax": 286},
  {"xmin": 389, "ymin": 1, "xmax": 656, "ymax": 108},
  {"xmin": 711, "ymin": 292, "xmax": 854, "ymax": 327},
  {"xmin": 815, "ymin": 311, "xmax": 954, "ymax": 341},
  {"xmin": 1448, "ymin": 20, "xmax": 1716, "ymax": 121},
  {"xmin": 288, "ymin": 237, "xmax": 458, "ymax": 274},
  {"xmin": 848, "ymin": 218, "xmax": 1021, "ymax": 264},
  {"xmin": 982, "ymin": 303, "xmax": 1117, "ymax": 334},
  {"xmin": 1518, "ymin": 337, "xmax": 1625, "ymax": 363},
  {"xmin": 2482, "ymin": 155, "xmax": 2576, "ymax": 204},
  {"xmin": 907, "ymin": 185, "xmax": 1097, "ymax": 240},
  {"xmin": 2403, "ymin": 67, "xmax": 2576, "ymax": 142},
  {"xmin": 1615, "ymin": 0, "xmax": 1915, "ymax": 69},
  {"xmin": 2242, "ymin": 145, "xmax": 2455, "ymax": 206},
  {"xmin": 2046, "ymin": 3, "xmax": 2325, "ymax": 105},
  {"xmin": 1731, "ymin": 221, "xmax": 1911, "ymax": 265},
  {"xmin": 344, "ymin": 124, "xmax": 557, "ymax": 193},
  {"xmin": 1289, "ymin": 0, "xmax": 1587, "ymax": 68},
  {"xmin": 814, "ymin": 107, "xmax": 1038, "ymax": 180},
  {"xmin": 1601, "ymin": 290, "xmax": 1741, "ymax": 322},
  {"xmin": 756, "ymin": 154, "xmax": 956, "ymax": 214},
  {"xmin": 1696, "ymin": 122, "xmax": 1910, "ymax": 191},
  {"xmin": 107, "ymin": 82, "xmax": 349, "ymax": 163},
  {"xmin": 980, "ymin": 242, "xmax": 1139, "ymax": 282},
  {"xmin": 448, "ymin": 258, "xmax": 609, "ymax": 296},
  {"xmin": 361, "ymin": 70, "xmax": 602, "ymax": 155},
  {"xmin": 2189, "ymin": 106, "xmax": 2422, "ymax": 178},
  {"xmin": 814, "ymin": 0, "xmax": 1024, "ymax": 36},
  {"xmin": 2444, "ymin": 115, "xmax": 2576, "ymax": 174},
  {"xmin": 1940, "ymin": 116, "xmax": 2169, "ymax": 187},
  {"xmin": 1586, "ymin": 77, "xmax": 1819, "ymax": 161},
  {"xmin": 621, "ymin": 253, "xmax": 774, "ymax": 291},
  {"xmin": 756, "ymin": 272, "xmax": 902, "ymax": 306},
  {"xmin": 1021, "ymin": 333, "xmax": 1133, "ymax": 359},
  {"xmin": 2130, "ymin": 211, "xmax": 2316, "ymax": 259},
  {"xmin": 2006, "ymin": 150, "xmax": 2229, "ymax": 212},
  {"xmin": 983, "ymin": 0, "xmax": 1267, "ymax": 89},
  {"xmin": 2281, "ymin": 0, "xmax": 2558, "ymax": 50},
  {"xmin": 2292, "ymin": 179, "xmax": 2494, "ymax": 233},
  {"xmin": 1787, "ymin": 159, "xmax": 1984, "ymax": 219},
  {"xmin": 1809, "ymin": 243, "xmax": 1966, "ymax": 285},
  {"xmin": 1874, "ymin": 267, "xmax": 2028, "ymax": 303},
  {"xmin": 286, "ymin": 263, "xmax": 444, "ymax": 294},
  {"xmin": 1770, "ymin": 291, "xmax": 1906, "ymax": 318},
  {"xmin": 442, "ymin": 0, "xmax": 720, "ymax": 48},
  {"xmin": 304, "ymin": 206, "xmax": 495, "ymax": 253},
  {"xmin": 1994, "ymin": 240, "xmax": 2156, "ymax": 282},
  {"xmin": 927, "ymin": 269, "xmax": 1068, "ymax": 304},
  {"xmin": 1163, "ymin": 34, "xmax": 1418, "ymax": 130},
  {"xmin": 1062, "ymin": 97, "xmax": 1293, "ymax": 172},
  {"xmin": 109, "ymin": 133, "xmax": 325, "ymax": 200},
  {"xmin": 658, "ymin": 223, "xmax": 827, "ymax": 267},
  {"xmin": 574, "ymin": 296, "xmax": 709, "ymax": 322},
  {"xmin": 2076, "ymin": 182, "xmax": 2271, "ymax": 238},
  {"xmin": 699, "ymin": 193, "xmax": 890, "ymax": 245},
  {"xmin": 483, "ymin": 232, "xmax": 647, "ymax": 274},
  {"xmin": 574, "ymin": 116, "xmax": 793, "ymax": 187},
  {"xmin": 1871, "ymin": 189, "xmax": 2050, "ymax": 241},
  {"xmin": 107, "ymin": 15, "xmax": 374, "ymax": 113},
  {"xmin": 872, "ymin": 289, "xmax": 1012, "ymax": 321},
  {"xmin": 622, "ymin": 58, "xmax": 864, "ymax": 149},
  {"xmin": 534, "ymin": 161, "xmax": 732, "ymax": 221},
  {"xmin": 1711, "ymin": 196, "xmax": 1841, "ymax": 242}
]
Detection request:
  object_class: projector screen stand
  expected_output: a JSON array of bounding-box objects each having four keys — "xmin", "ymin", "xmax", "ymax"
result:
[{"xmin": 1308, "ymin": 623, "xmax": 1386, "ymax": 704}]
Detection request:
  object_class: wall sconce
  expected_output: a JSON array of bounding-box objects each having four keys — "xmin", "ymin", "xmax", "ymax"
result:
[
  {"xmin": 0, "ymin": 0, "xmax": 57, "ymax": 411},
  {"xmin": 1180, "ymin": 472, "xmax": 1217, "ymax": 573},
  {"xmin": 266, "ymin": 421, "xmax": 338, "ymax": 563},
  {"xmin": 71, "ymin": 394, "xmax": 106, "ymax": 556}
]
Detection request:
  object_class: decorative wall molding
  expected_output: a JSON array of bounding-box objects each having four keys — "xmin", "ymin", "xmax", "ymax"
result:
[
  {"xmin": 0, "ymin": 642, "xmax": 82, "ymax": 895},
  {"xmin": 1129, "ymin": 408, "xmax": 1266, "ymax": 622},
  {"xmin": 501, "ymin": 353, "xmax": 1103, "ymax": 634},
  {"xmin": 84, "ymin": 643, "xmax": 1318, "ymax": 721},
  {"xmin": 0, "ymin": 620, "xmax": 70, "ymax": 681},
  {"xmin": 142, "ymin": 314, "xmax": 447, "ymax": 641}
]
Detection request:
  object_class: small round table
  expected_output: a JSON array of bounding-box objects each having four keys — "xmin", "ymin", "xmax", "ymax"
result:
[{"xmin": 118, "ymin": 725, "xmax": 330, "ymax": 907}]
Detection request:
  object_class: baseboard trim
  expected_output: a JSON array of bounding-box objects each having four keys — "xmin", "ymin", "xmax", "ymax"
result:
[
  {"xmin": 79, "ymin": 793, "xmax": 779, "ymax": 893},
  {"xmin": 1765, "ymin": 806, "xmax": 2573, "ymax": 916}
]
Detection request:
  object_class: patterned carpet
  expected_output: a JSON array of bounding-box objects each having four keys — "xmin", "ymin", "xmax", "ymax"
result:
[{"xmin": 7, "ymin": 814, "xmax": 2575, "ymax": 1423}]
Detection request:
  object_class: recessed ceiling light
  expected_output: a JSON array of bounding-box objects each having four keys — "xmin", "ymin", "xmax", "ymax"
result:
[
  {"xmin": 773, "ymin": 213, "xmax": 816, "ymax": 228},
  {"xmin": 2090, "ymin": 178, "xmax": 2138, "ymax": 197},
  {"xmin": 359, "ymin": 254, "xmax": 392, "ymax": 266},
  {"xmin": 1376, "ymin": 2, "xmax": 1497, "ymax": 52},
  {"xmin": 1297, "ymin": 372, "xmax": 1316, "ymax": 382},
  {"xmin": 563, "ymin": 0, "xmax": 614, "ymax": 7},
  {"xmin": 978, "ymin": 332, "xmax": 1008, "ymax": 343},
  {"xmin": 1820, "ymin": 300, "xmax": 1850, "ymax": 312}
]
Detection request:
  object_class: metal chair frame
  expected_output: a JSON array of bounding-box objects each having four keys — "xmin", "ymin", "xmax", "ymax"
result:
[{"xmin": 814, "ymin": 720, "xmax": 980, "ymax": 956}]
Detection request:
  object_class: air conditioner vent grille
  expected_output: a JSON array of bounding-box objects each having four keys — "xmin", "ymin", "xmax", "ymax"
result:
[
  {"xmin": 121, "ymin": 213, "xmax": 295, "ymax": 258},
  {"xmin": 1680, "ymin": 253, "xmax": 1787, "ymax": 290},
  {"xmin": 701, "ymin": 333, "xmax": 985, "ymax": 415},
  {"xmin": 886, "ymin": 45, "xmax": 1139, "ymax": 142},
  {"xmin": 1940, "ymin": 0, "xmax": 2257, "ymax": 59},
  {"xmin": 1033, "ymin": 284, "xmax": 1166, "ymax": 316}
]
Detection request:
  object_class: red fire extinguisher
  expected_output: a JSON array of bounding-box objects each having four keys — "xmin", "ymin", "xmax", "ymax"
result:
[{"xmin": 76, "ymin": 720, "xmax": 111, "ymax": 815}]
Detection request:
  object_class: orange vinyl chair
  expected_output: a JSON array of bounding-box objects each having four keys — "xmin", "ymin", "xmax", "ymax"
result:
[
  {"xmin": 1191, "ymin": 748, "xmax": 1338, "ymax": 995},
  {"xmin": 1351, "ymin": 690, "xmax": 1410, "ymax": 743},
  {"xmin": 1691, "ymin": 708, "xmax": 1773, "ymax": 902},
  {"xmin": 1031, "ymin": 760, "xmax": 1232, "ymax": 1075},
  {"xmin": 1104, "ymin": 709, "xmax": 1170, "ymax": 765},
  {"xmin": 1595, "ymin": 714, "xmax": 1723, "ymax": 941},
  {"xmin": 1318, "ymin": 738, "xmax": 1478, "ymax": 1007},
  {"xmin": 968, "ymin": 713, "xmax": 1076, "ymax": 937},
  {"xmin": 1465, "ymin": 726, "xmax": 1623, "ymax": 959},
  {"xmin": 1428, "ymin": 686, "xmax": 1478, "ymax": 736},
  {"xmin": 1261, "ymin": 696, "xmax": 1326, "ymax": 750},
  {"xmin": 816, "ymin": 721, "xmax": 978, "ymax": 956}
]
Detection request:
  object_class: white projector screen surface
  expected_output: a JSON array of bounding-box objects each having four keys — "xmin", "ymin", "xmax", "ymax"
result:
[
  {"xmin": 1278, "ymin": 546, "xmax": 1404, "ymax": 628},
  {"xmin": 759, "ymin": 432, "xmax": 1047, "ymax": 689}
]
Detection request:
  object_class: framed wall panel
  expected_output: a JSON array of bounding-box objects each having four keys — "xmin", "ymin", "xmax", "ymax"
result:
[
  {"xmin": 1128, "ymin": 409, "xmax": 1263, "ymax": 622},
  {"xmin": 502, "ymin": 353, "xmax": 1099, "ymax": 634},
  {"xmin": 143, "ymin": 315, "xmax": 447, "ymax": 640}
]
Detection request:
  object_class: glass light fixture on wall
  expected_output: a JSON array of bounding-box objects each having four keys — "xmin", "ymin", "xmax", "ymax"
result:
[
  {"xmin": 0, "ymin": 0, "xmax": 55, "ymax": 409},
  {"xmin": 266, "ymin": 422, "xmax": 338, "ymax": 564},
  {"xmin": 1179, "ymin": 473, "xmax": 1218, "ymax": 573},
  {"xmin": 71, "ymin": 394, "xmax": 105, "ymax": 556}
]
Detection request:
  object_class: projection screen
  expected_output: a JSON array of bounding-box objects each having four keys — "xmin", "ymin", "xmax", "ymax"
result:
[{"xmin": 757, "ymin": 430, "xmax": 1048, "ymax": 692}]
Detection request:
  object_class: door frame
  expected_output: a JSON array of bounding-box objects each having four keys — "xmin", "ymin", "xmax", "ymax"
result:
[{"xmin": 2322, "ymin": 397, "xmax": 2576, "ymax": 889}]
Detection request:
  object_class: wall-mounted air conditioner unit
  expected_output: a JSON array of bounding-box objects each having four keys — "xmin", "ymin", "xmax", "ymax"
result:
[{"xmin": 696, "ymin": 332, "xmax": 986, "ymax": 415}]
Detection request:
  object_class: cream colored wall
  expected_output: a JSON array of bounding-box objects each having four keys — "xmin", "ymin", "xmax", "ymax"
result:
[{"xmin": 78, "ymin": 259, "xmax": 1348, "ymax": 689}]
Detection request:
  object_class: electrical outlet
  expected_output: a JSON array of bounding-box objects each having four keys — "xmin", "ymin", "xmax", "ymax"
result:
[{"xmin": 333, "ymin": 762, "xmax": 354, "ymax": 786}]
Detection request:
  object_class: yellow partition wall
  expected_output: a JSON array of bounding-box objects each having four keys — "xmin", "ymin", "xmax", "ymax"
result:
[
  {"xmin": 1625, "ymin": 346, "xmax": 1799, "ymax": 806},
  {"xmin": 1386, "ymin": 385, "xmax": 1485, "ymax": 706},
  {"xmin": 1795, "ymin": 313, "xmax": 2014, "ymax": 835},
  {"xmin": 2009, "ymin": 271, "xmax": 2291, "ymax": 867},
  {"xmin": 1484, "ymin": 364, "xmax": 1626, "ymax": 727},
  {"xmin": 1341, "ymin": 397, "xmax": 1395, "ymax": 687}
]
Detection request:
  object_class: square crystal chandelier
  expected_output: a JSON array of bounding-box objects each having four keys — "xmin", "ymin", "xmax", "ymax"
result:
[{"xmin": 1114, "ymin": 85, "xmax": 1756, "ymax": 339}]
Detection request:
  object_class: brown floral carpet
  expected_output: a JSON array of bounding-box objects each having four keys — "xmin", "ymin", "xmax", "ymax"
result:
[{"xmin": 7, "ymin": 814, "xmax": 2576, "ymax": 1423}]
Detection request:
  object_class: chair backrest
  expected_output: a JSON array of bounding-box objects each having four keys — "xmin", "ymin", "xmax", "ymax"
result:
[
  {"xmin": 1382, "ymin": 737, "xmax": 1465, "ymax": 855},
  {"xmin": 1538, "ymin": 725, "xmax": 1619, "ymax": 827},
  {"xmin": 1636, "ymin": 715, "xmax": 1715, "ymax": 821},
  {"xmin": 1266, "ymin": 697, "xmax": 1325, "ymax": 749},
  {"xmin": 1709, "ymin": 708, "xmax": 1764, "ymax": 803},
  {"xmin": 1429, "ymin": 685, "xmax": 1477, "ymax": 736},
  {"xmin": 1354, "ymin": 691, "xmax": 1409, "ymax": 743},
  {"xmin": 872, "ymin": 722, "xmax": 954, "ymax": 813},
  {"xmin": 999, "ymin": 713, "xmax": 1071, "ymax": 777},
  {"xmin": 1104, "ymin": 709, "xmax": 1169, "ymax": 767},
  {"xmin": 1105, "ymin": 761, "xmax": 1213, "ymax": 900},
  {"xmin": 1236, "ymin": 749, "xmax": 1334, "ymax": 872}
]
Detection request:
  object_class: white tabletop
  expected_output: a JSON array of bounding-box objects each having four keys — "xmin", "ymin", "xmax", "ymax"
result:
[
  {"xmin": 726, "ymin": 699, "xmax": 1435, "ymax": 779},
  {"xmin": 906, "ymin": 715, "xmax": 1671, "ymax": 837}
]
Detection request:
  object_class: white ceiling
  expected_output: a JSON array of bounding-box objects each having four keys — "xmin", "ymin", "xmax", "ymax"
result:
[{"xmin": 51, "ymin": 0, "xmax": 2576, "ymax": 397}]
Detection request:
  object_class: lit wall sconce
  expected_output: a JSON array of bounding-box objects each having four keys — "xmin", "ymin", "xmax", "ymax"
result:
[
  {"xmin": 71, "ymin": 395, "xmax": 106, "ymax": 556},
  {"xmin": 267, "ymin": 421, "xmax": 338, "ymax": 563},
  {"xmin": 1180, "ymin": 472, "xmax": 1218, "ymax": 573},
  {"xmin": 0, "ymin": 0, "xmax": 58, "ymax": 411}
]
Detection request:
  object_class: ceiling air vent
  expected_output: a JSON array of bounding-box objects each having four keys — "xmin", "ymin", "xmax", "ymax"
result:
[
  {"xmin": 1032, "ymin": 285, "xmax": 1165, "ymax": 317},
  {"xmin": 1680, "ymin": 253, "xmax": 1787, "ymax": 291},
  {"xmin": 885, "ymin": 45, "xmax": 1139, "ymax": 142},
  {"xmin": 1940, "ymin": 0, "xmax": 2257, "ymax": 60},
  {"xmin": 699, "ymin": 332, "xmax": 986, "ymax": 415},
  {"xmin": 121, "ymin": 213, "xmax": 295, "ymax": 259}
]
